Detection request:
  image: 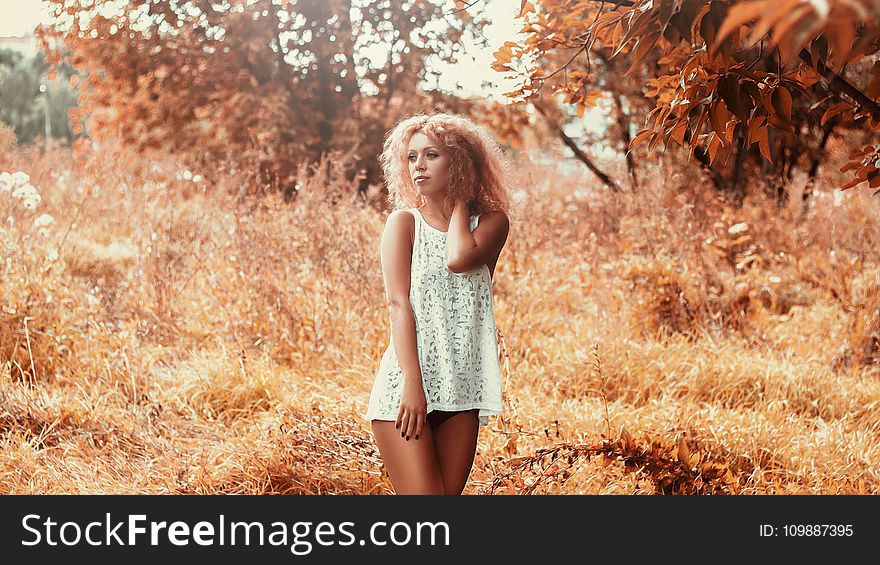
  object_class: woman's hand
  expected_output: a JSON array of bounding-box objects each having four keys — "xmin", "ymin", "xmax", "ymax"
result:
[
  {"xmin": 454, "ymin": 195, "xmax": 471, "ymax": 209},
  {"xmin": 397, "ymin": 380, "xmax": 428, "ymax": 441},
  {"xmin": 452, "ymin": 196, "xmax": 472, "ymax": 218}
]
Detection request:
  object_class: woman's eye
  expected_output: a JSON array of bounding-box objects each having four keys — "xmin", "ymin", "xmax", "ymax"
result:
[{"xmin": 407, "ymin": 152, "xmax": 438, "ymax": 161}]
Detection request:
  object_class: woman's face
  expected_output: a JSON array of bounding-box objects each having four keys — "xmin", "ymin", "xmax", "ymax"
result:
[{"xmin": 407, "ymin": 131, "xmax": 450, "ymax": 196}]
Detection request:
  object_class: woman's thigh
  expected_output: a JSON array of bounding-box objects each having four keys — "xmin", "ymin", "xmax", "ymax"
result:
[
  {"xmin": 371, "ymin": 420, "xmax": 445, "ymax": 495},
  {"xmin": 429, "ymin": 410, "xmax": 480, "ymax": 495}
]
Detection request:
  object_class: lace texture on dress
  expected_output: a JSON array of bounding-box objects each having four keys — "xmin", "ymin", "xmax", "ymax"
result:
[{"xmin": 365, "ymin": 207, "xmax": 504, "ymax": 427}]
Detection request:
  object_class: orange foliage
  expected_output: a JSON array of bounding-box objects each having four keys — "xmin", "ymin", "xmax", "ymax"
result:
[
  {"xmin": 496, "ymin": 0, "xmax": 880, "ymax": 192},
  {"xmin": 36, "ymin": 0, "xmax": 526, "ymax": 195}
]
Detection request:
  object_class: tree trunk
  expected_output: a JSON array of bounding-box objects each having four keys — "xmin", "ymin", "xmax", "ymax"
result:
[
  {"xmin": 730, "ymin": 124, "xmax": 747, "ymax": 206},
  {"xmin": 693, "ymin": 145, "xmax": 726, "ymax": 191},
  {"xmin": 770, "ymin": 128, "xmax": 789, "ymax": 208},
  {"xmin": 800, "ymin": 119, "xmax": 837, "ymax": 217},
  {"xmin": 612, "ymin": 92, "xmax": 639, "ymax": 191}
]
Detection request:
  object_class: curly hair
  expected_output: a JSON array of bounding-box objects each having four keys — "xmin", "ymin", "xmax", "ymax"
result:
[{"xmin": 379, "ymin": 112, "xmax": 513, "ymax": 218}]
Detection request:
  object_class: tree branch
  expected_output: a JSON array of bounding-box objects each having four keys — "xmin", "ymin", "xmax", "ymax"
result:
[
  {"xmin": 448, "ymin": 0, "xmax": 483, "ymax": 15},
  {"xmin": 534, "ymin": 103, "xmax": 621, "ymax": 192},
  {"xmin": 799, "ymin": 48, "xmax": 880, "ymax": 122}
]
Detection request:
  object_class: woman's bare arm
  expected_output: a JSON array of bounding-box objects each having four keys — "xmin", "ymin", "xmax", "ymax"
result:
[
  {"xmin": 380, "ymin": 210, "xmax": 421, "ymax": 386},
  {"xmin": 445, "ymin": 198, "xmax": 510, "ymax": 273},
  {"xmin": 381, "ymin": 209, "xmax": 428, "ymax": 440}
]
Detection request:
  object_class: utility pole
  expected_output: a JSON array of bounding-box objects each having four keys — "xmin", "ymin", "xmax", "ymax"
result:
[{"xmin": 39, "ymin": 82, "xmax": 50, "ymax": 150}]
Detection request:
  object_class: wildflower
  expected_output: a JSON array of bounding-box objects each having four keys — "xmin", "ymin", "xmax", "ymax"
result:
[
  {"xmin": 11, "ymin": 180, "xmax": 41, "ymax": 210},
  {"xmin": 192, "ymin": 174, "xmax": 203, "ymax": 183},
  {"xmin": 12, "ymin": 183, "xmax": 39, "ymax": 200},
  {"xmin": 34, "ymin": 213, "xmax": 55, "ymax": 228},
  {"xmin": 12, "ymin": 183, "xmax": 41, "ymax": 211},
  {"xmin": 0, "ymin": 172, "xmax": 12, "ymax": 192},
  {"xmin": 10, "ymin": 171, "xmax": 29, "ymax": 186}
]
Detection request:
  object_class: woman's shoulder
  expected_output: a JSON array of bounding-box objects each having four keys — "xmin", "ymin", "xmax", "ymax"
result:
[
  {"xmin": 384, "ymin": 208, "xmax": 416, "ymax": 246},
  {"xmin": 385, "ymin": 208, "xmax": 417, "ymax": 227}
]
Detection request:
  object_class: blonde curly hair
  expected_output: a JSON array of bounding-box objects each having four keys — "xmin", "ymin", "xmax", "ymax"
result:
[{"xmin": 379, "ymin": 112, "xmax": 513, "ymax": 218}]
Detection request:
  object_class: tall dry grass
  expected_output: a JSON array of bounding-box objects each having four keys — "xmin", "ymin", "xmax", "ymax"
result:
[{"xmin": 1, "ymin": 137, "xmax": 879, "ymax": 494}]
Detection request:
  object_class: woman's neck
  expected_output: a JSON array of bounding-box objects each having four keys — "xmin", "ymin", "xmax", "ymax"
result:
[{"xmin": 419, "ymin": 196, "xmax": 451, "ymax": 219}]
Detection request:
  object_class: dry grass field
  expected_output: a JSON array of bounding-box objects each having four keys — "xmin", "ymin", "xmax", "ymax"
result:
[{"xmin": 2, "ymin": 138, "xmax": 879, "ymax": 495}]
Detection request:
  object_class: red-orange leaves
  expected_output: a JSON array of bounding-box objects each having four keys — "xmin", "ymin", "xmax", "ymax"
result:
[
  {"xmin": 841, "ymin": 144, "xmax": 880, "ymax": 192},
  {"xmin": 625, "ymin": 31, "xmax": 660, "ymax": 77},
  {"xmin": 769, "ymin": 85, "xmax": 795, "ymax": 133},
  {"xmin": 711, "ymin": 0, "xmax": 766, "ymax": 56},
  {"xmin": 709, "ymin": 97, "xmax": 730, "ymax": 146},
  {"xmin": 716, "ymin": 75, "xmax": 753, "ymax": 122},
  {"xmin": 499, "ymin": 0, "xmax": 880, "ymax": 190}
]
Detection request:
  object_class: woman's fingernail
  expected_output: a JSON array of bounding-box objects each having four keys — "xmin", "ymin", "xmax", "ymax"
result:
[
  {"xmin": 401, "ymin": 433, "xmax": 404, "ymax": 438},
  {"xmin": 406, "ymin": 436, "xmax": 410, "ymax": 441},
  {"xmin": 415, "ymin": 435, "xmax": 419, "ymax": 440}
]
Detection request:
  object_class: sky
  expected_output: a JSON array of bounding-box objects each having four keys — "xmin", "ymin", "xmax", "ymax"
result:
[{"xmin": 0, "ymin": 0, "xmax": 51, "ymax": 37}]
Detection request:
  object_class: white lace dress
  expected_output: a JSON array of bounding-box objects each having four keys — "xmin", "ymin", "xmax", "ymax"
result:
[{"xmin": 365, "ymin": 207, "xmax": 504, "ymax": 427}]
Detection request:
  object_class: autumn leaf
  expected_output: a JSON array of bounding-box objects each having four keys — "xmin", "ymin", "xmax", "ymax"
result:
[
  {"xmin": 747, "ymin": 0, "xmax": 802, "ymax": 45},
  {"xmin": 772, "ymin": 86, "xmax": 793, "ymax": 126},
  {"xmin": 671, "ymin": 118, "xmax": 688, "ymax": 145},
  {"xmin": 717, "ymin": 75, "xmax": 749, "ymax": 121},
  {"xmin": 709, "ymin": 98, "xmax": 730, "ymax": 146},
  {"xmin": 625, "ymin": 31, "xmax": 660, "ymax": 77},
  {"xmin": 821, "ymin": 101, "xmax": 850, "ymax": 126},
  {"xmin": 712, "ymin": 0, "xmax": 767, "ymax": 55},
  {"xmin": 756, "ymin": 124, "xmax": 772, "ymax": 161}
]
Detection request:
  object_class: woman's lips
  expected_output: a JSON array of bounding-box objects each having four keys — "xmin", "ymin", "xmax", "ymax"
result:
[{"xmin": 415, "ymin": 177, "xmax": 430, "ymax": 182}]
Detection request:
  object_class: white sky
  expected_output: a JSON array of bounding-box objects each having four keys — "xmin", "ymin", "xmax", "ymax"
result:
[{"xmin": 0, "ymin": 0, "xmax": 51, "ymax": 36}]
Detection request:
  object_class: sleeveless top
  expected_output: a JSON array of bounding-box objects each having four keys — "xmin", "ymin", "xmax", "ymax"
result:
[{"xmin": 364, "ymin": 207, "xmax": 504, "ymax": 427}]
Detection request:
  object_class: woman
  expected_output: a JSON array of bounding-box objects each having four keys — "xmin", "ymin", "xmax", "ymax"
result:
[{"xmin": 364, "ymin": 112, "xmax": 512, "ymax": 495}]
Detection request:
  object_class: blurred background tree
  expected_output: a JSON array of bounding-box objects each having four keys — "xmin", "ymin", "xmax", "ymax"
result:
[{"xmin": 36, "ymin": 0, "xmax": 537, "ymax": 200}]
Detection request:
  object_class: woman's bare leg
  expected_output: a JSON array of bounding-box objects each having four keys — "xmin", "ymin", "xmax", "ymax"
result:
[
  {"xmin": 371, "ymin": 420, "xmax": 445, "ymax": 494},
  {"xmin": 430, "ymin": 409, "xmax": 480, "ymax": 495}
]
